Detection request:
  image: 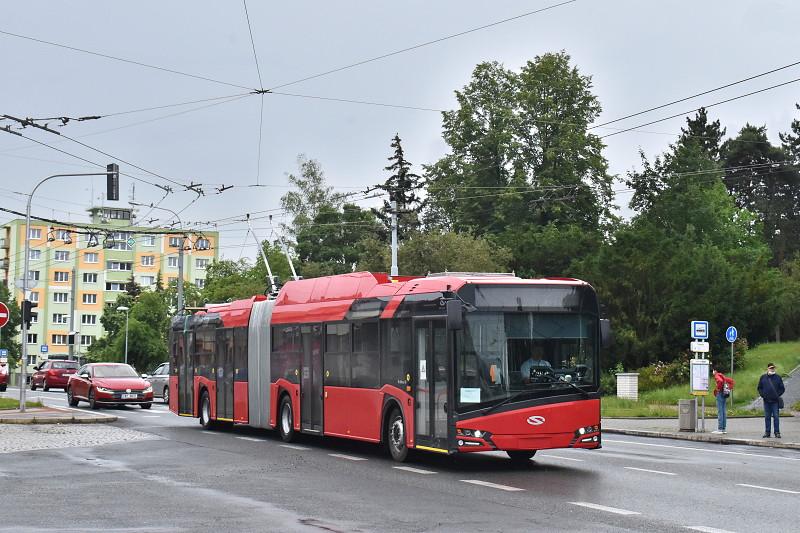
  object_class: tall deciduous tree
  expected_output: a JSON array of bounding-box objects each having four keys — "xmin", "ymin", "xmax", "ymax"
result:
[{"xmin": 425, "ymin": 53, "xmax": 614, "ymax": 276}]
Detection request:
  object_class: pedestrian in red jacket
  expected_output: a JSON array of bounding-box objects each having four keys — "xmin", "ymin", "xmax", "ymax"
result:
[{"xmin": 712, "ymin": 368, "xmax": 734, "ymax": 434}]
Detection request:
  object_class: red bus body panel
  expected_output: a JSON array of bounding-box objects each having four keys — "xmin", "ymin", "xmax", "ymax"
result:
[
  {"xmin": 270, "ymin": 380, "xmax": 300, "ymax": 430},
  {"xmin": 168, "ymin": 375, "xmax": 178, "ymax": 413},
  {"xmin": 323, "ymin": 387, "xmax": 383, "ymax": 442},
  {"xmin": 196, "ymin": 376, "xmax": 215, "ymax": 418},
  {"xmin": 455, "ymin": 399, "xmax": 601, "ymax": 452},
  {"xmin": 234, "ymin": 381, "xmax": 249, "ymax": 424}
]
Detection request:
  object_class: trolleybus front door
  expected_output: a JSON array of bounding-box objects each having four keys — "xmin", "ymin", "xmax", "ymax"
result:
[
  {"xmin": 414, "ymin": 319, "xmax": 450, "ymax": 452},
  {"xmin": 300, "ymin": 324, "xmax": 323, "ymax": 432}
]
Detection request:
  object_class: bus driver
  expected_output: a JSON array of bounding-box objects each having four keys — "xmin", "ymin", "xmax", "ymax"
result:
[{"xmin": 521, "ymin": 345, "xmax": 552, "ymax": 384}]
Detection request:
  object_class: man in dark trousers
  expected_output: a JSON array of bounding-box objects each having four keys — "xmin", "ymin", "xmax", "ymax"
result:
[{"xmin": 757, "ymin": 363, "xmax": 785, "ymax": 438}]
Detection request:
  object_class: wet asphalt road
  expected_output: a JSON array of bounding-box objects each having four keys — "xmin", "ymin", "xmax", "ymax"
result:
[{"xmin": 1, "ymin": 387, "xmax": 799, "ymax": 532}]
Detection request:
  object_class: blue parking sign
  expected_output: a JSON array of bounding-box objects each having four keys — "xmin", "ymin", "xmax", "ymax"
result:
[
  {"xmin": 40, "ymin": 344, "xmax": 48, "ymax": 353},
  {"xmin": 0, "ymin": 348, "xmax": 7, "ymax": 358},
  {"xmin": 726, "ymin": 326, "xmax": 738, "ymax": 343}
]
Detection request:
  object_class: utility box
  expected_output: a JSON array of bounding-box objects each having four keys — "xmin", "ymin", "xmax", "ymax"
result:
[
  {"xmin": 678, "ymin": 399, "xmax": 697, "ymax": 431},
  {"xmin": 616, "ymin": 372, "xmax": 640, "ymax": 400}
]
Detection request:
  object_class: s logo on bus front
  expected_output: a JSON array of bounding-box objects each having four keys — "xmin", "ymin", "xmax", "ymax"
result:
[{"xmin": 526, "ymin": 415, "xmax": 546, "ymax": 426}]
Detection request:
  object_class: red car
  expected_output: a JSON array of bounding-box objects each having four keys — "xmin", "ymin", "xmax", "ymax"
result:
[
  {"xmin": 30, "ymin": 360, "xmax": 79, "ymax": 391},
  {"xmin": 67, "ymin": 363, "xmax": 153, "ymax": 409},
  {"xmin": 0, "ymin": 361, "xmax": 8, "ymax": 392}
]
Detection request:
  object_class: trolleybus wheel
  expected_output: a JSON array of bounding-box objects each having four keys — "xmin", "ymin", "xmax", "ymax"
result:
[
  {"xmin": 279, "ymin": 395, "xmax": 295, "ymax": 442},
  {"xmin": 199, "ymin": 390, "xmax": 214, "ymax": 429},
  {"xmin": 386, "ymin": 408, "xmax": 408, "ymax": 462},
  {"xmin": 506, "ymin": 450, "xmax": 536, "ymax": 463}
]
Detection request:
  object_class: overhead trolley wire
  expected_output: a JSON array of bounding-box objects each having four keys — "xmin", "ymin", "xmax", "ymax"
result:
[
  {"xmin": 0, "ymin": 28, "xmax": 254, "ymax": 91},
  {"xmin": 264, "ymin": 0, "xmax": 577, "ymax": 91}
]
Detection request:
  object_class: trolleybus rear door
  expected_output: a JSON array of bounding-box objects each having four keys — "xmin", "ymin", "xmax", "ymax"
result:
[
  {"xmin": 177, "ymin": 331, "xmax": 193, "ymax": 416},
  {"xmin": 215, "ymin": 328, "xmax": 234, "ymax": 421},
  {"xmin": 414, "ymin": 319, "xmax": 450, "ymax": 452},
  {"xmin": 300, "ymin": 324, "xmax": 323, "ymax": 432}
]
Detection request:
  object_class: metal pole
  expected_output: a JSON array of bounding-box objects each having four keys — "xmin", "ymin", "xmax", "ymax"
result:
[
  {"xmin": 177, "ymin": 238, "xmax": 184, "ymax": 314},
  {"xmin": 68, "ymin": 266, "xmax": 76, "ymax": 360},
  {"xmin": 390, "ymin": 198, "xmax": 398, "ymax": 277},
  {"xmin": 730, "ymin": 341, "xmax": 734, "ymax": 407},
  {"xmin": 124, "ymin": 310, "xmax": 129, "ymax": 365},
  {"xmin": 246, "ymin": 214, "xmax": 277, "ymax": 294},
  {"xmin": 19, "ymin": 172, "xmax": 112, "ymax": 412}
]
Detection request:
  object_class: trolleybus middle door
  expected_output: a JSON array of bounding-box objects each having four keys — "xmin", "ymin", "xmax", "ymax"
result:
[
  {"xmin": 414, "ymin": 319, "xmax": 450, "ymax": 452},
  {"xmin": 300, "ymin": 324, "xmax": 323, "ymax": 432}
]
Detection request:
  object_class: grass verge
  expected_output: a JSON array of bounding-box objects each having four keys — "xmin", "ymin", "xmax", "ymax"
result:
[
  {"xmin": 0, "ymin": 398, "xmax": 44, "ymax": 409},
  {"xmin": 602, "ymin": 341, "xmax": 800, "ymax": 418}
]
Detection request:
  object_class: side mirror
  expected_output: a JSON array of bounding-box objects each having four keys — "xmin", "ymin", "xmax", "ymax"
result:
[
  {"xmin": 80, "ymin": 372, "xmax": 90, "ymax": 378},
  {"xmin": 600, "ymin": 319, "xmax": 613, "ymax": 349},
  {"xmin": 141, "ymin": 374, "xmax": 149, "ymax": 379},
  {"xmin": 446, "ymin": 299, "xmax": 463, "ymax": 331}
]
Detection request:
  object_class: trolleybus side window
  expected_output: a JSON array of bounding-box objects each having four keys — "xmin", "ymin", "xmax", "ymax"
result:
[
  {"xmin": 234, "ymin": 327, "xmax": 248, "ymax": 380},
  {"xmin": 351, "ymin": 321, "xmax": 379, "ymax": 388},
  {"xmin": 194, "ymin": 328, "xmax": 215, "ymax": 379},
  {"xmin": 272, "ymin": 325, "xmax": 301, "ymax": 384},
  {"xmin": 381, "ymin": 318, "xmax": 411, "ymax": 388},
  {"xmin": 324, "ymin": 323, "xmax": 350, "ymax": 387}
]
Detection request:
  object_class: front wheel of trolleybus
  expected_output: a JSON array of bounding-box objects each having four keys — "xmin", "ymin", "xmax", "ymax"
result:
[
  {"xmin": 199, "ymin": 390, "xmax": 214, "ymax": 429},
  {"xmin": 385, "ymin": 408, "xmax": 408, "ymax": 462},
  {"xmin": 279, "ymin": 395, "xmax": 296, "ymax": 443}
]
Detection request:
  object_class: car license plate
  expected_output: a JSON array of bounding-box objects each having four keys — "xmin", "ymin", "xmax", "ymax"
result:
[{"xmin": 121, "ymin": 393, "xmax": 137, "ymax": 400}]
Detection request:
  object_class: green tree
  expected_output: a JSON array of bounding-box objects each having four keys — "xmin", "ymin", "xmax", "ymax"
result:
[
  {"xmin": 280, "ymin": 154, "xmax": 344, "ymax": 235},
  {"xmin": 425, "ymin": 53, "xmax": 614, "ymax": 276},
  {"xmin": 358, "ymin": 231, "xmax": 512, "ymax": 276},
  {"xmin": 0, "ymin": 282, "xmax": 22, "ymax": 368},
  {"xmin": 203, "ymin": 259, "xmax": 265, "ymax": 302},
  {"xmin": 373, "ymin": 134, "xmax": 425, "ymax": 239}
]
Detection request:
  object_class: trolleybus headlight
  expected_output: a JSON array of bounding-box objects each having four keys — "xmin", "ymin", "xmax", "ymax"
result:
[
  {"xmin": 578, "ymin": 427, "xmax": 586, "ymax": 435},
  {"xmin": 473, "ymin": 430, "xmax": 484, "ymax": 439}
]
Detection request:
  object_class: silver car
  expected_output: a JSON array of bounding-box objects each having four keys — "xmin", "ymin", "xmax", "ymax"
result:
[{"xmin": 143, "ymin": 362, "xmax": 170, "ymax": 403}]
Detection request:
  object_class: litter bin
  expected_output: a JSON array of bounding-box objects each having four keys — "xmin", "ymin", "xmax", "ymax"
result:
[{"xmin": 678, "ymin": 399, "xmax": 696, "ymax": 432}]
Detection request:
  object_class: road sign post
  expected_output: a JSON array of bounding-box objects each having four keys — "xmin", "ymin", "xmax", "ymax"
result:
[{"xmin": 726, "ymin": 326, "xmax": 738, "ymax": 405}]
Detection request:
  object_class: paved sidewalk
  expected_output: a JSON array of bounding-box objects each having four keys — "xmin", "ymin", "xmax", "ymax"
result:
[
  {"xmin": 0, "ymin": 406, "xmax": 117, "ymax": 424},
  {"xmin": 603, "ymin": 415, "xmax": 800, "ymax": 450}
]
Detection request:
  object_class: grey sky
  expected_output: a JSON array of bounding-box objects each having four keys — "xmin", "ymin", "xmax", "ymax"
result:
[{"xmin": 2, "ymin": 0, "xmax": 799, "ymax": 261}]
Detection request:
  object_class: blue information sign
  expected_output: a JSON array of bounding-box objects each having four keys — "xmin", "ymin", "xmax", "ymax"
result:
[
  {"xmin": 0, "ymin": 348, "xmax": 7, "ymax": 358},
  {"xmin": 691, "ymin": 320, "xmax": 709, "ymax": 340},
  {"xmin": 40, "ymin": 344, "xmax": 48, "ymax": 354},
  {"xmin": 726, "ymin": 326, "xmax": 738, "ymax": 343}
]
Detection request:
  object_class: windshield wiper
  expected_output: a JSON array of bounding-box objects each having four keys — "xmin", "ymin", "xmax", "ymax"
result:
[{"xmin": 482, "ymin": 390, "xmax": 536, "ymax": 416}]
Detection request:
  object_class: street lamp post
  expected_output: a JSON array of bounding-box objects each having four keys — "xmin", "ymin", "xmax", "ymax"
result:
[
  {"xmin": 19, "ymin": 171, "xmax": 116, "ymax": 413},
  {"xmin": 117, "ymin": 306, "xmax": 130, "ymax": 365},
  {"xmin": 129, "ymin": 203, "xmax": 185, "ymax": 314}
]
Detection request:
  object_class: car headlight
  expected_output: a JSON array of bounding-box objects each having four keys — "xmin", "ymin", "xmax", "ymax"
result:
[
  {"xmin": 144, "ymin": 386, "xmax": 153, "ymax": 394},
  {"xmin": 96, "ymin": 387, "xmax": 112, "ymax": 393}
]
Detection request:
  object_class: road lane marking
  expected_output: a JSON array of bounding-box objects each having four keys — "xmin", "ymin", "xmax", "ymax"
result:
[
  {"xmin": 736, "ymin": 483, "xmax": 800, "ymax": 495},
  {"xmin": 569, "ymin": 502, "xmax": 640, "ymax": 515},
  {"xmin": 393, "ymin": 466, "xmax": 437, "ymax": 474},
  {"xmin": 460, "ymin": 480, "xmax": 524, "ymax": 492},
  {"xmin": 605, "ymin": 439, "xmax": 800, "ymax": 461},
  {"xmin": 624, "ymin": 466, "xmax": 677, "ymax": 476},
  {"xmin": 539, "ymin": 454, "xmax": 585, "ymax": 462},
  {"xmin": 235, "ymin": 436, "xmax": 263, "ymax": 442},
  {"xmin": 141, "ymin": 415, "xmax": 161, "ymax": 418},
  {"xmin": 280, "ymin": 444, "xmax": 310, "ymax": 450},
  {"xmin": 329, "ymin": 453, "xmax": 367, "ymax": 461},
  {"xmin": 202, "ymin": 431, "xmax": 220, "ymax": 436},
  {"xmin": 685, "ymin": 527, "xmax": 738, "ymax": 533}
]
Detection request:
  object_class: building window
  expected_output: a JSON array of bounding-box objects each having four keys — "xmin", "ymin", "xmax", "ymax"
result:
[
  {"xmin": 28, "ymin": 228, "xmax": 41, "ymax": 239},
  {"xmin": 55, "ymin": 250, "xmax": 70, "ymax": 261},
  {"xmin": 142, "ymin": 235, "xmax": 156, "ymax": 246},
  {"xmin": 110, "ymin": 232, "xmax": 133, "ymax": 251},
  {"xmin": 167, "ymin": 256, "xmax": 179, "ymax": 268},
  {"xmin": 140, "ymin": 275, "xmax": 155, "ymax": 286},
  {"xmin": 195, "ymin": 259, "xmax": 209, "ymax": 269},
  {"xmin": 52, "ymin": 334, "xmax": 68, "ymax": 345},
  {"xmin": 168, "ymin": 236, "xmax": 182, "ymax": 248},
  {"xmin": 82, "ymin": 294, "xmax": 97, "ymax": 304},
  {"xmin": 53, "ymin": 292, "xmax": 68, "ymax": 303},
  {"xmin": 195, "ymin": 238, "xmax": 211, "ymax": 250},
  {"xmin": 29, "ymin": 249, "xmax": 41, "ymax": 260},
  {"xmin": 29, "ymin": 312, "xmax": 38, "ymax": 324},
  {"xmin": 106, "ymin": 261, "xmax": 132, "ymax": 271},
  {"xmin": 103, "ymin": 209, "xmax": 131, "ymax": 220},
  {"xmin": 81, "ymin": 314, "xmax": 97, "ymax": 325},
  {"xmin": 57, "ymin": 229, "xmax": 71, "ymax": 241},
  {"xmin": 28, "ymin": 291, "xmax": 39, "ymax": 303},
  {"xmin": 28, "ymin": 270, "xmax": 40, "ymax": 281},
  {"xmin": 84, "ymin": 252, "xmax": 99, "ymax": 263},
  {"xmin": 141, "ymin": 255, "xmax": 154, "ymax": 266},
  {"xmin": 80, "ymin": 335, "xmax": 95, "ymax": 346},
  {"xmin": 105, "ymin": 282, "xmax": 126, "ymax": 292},
  {"xmin": 83, "ymin": 273, "xmax": 98, "ymax": 283},
  {"xmin": 195, "ymin": 278, "xmax": 205, "ymax": 289},
  {"xmin": 26, "ymin": 333, "xmax": 38, "ymax": 344},
  {"xmin": 54, "ymin": 271, "xmax": 69, "ymax": 282},
  {"xmin": 52, "ymin": 313, "xmax": 69, "ymax": 324}
]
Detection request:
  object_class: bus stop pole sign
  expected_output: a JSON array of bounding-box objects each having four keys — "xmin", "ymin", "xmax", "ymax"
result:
[{"xmin": 726, "ymin": 325, "xmax": 738, "ymax": 403}]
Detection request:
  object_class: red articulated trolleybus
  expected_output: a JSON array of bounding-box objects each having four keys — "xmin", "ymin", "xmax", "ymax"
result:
[{"xmin": 169, "ymin": 271, "xmax": 610, "ymax": 462}]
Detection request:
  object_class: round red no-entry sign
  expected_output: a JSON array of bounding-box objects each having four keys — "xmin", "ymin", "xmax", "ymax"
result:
[{"xmin": 0, "ymin": 302, "xmax": 10, "ymax": 328}]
